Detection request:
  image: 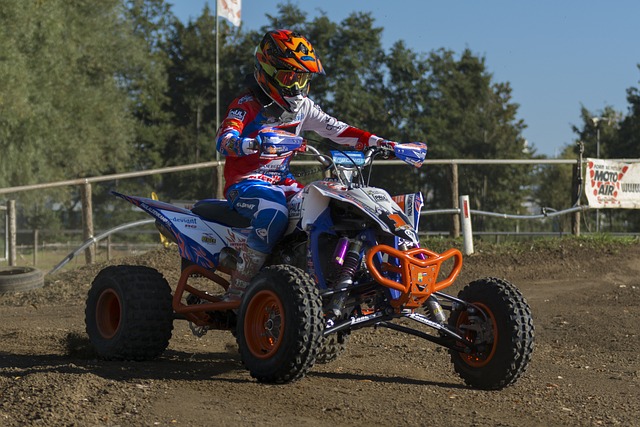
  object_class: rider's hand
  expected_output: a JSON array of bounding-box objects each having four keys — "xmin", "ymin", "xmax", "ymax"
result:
[
  {"xmin": 376, "ymin": 139, "xmax": 397, "ymax": 151},
  {"xmin": 376, "ymin": 139, "xmax": 397, "ymax": 159}
]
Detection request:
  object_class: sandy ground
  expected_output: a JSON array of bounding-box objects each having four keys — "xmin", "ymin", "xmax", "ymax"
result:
[{"xmin": 1, "ymin": 241, "xmax": 639, "ymax": 426}]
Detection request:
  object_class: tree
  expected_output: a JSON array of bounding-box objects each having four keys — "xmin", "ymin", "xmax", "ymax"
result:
[
  {"xmin": 0, "ymin": 0, "xmax": 156, "ymax": 230},
  {"xmin": 321, "ymin": 12, "xmax": 388, "ymax": 133},
  {"xmin": 533, "ymin": 146, "xmax": 578, "ymax": 233},
  {"xmin": 123, "ymin": 0, "xmax": 174, "ymax": 172},
  {"xmin": 162, "ymin": 4, "xmax": 252, "ymax": 200},
  {"xmin": 0, "ymin": 1, "xmax": 135, "ymax": 185},
  {"xmin": 613, "ymin": 64, "xmax": 640, "ymax": 158},
  {"xmin": 420, "ymin": 49, "xmax": 531, "ymax": 231},
  {"xmin": 571, "ymin": 105, "xmax": 620, "ymax": 159},
  {"xmin": 612, "ymin": 66, "xmax": 640, "ymax": 230}
]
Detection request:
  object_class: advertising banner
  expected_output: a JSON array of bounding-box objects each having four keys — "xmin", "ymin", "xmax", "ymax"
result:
[{"xmin": 585, "ymin": 158, "xmax": 640, "ymax": 208}]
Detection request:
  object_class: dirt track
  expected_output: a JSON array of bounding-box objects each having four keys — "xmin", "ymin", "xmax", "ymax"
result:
[{"xmin": 1, "ymin": 241, "xmax": 639, "ymax": 426}]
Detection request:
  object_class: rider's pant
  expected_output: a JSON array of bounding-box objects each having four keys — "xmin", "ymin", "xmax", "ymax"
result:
[{"xmin": 226, "ymin": 180, "xmax": 290, "ymax": 254}]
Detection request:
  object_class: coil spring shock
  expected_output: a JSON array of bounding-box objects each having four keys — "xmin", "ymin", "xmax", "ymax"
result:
[
  {"xmin": 328, "ymin": 238, "xmax": 364, "ymax": 317},
  {"xmin": 336, "ymin": 240, "xmax": 363, "ymax": 285}
]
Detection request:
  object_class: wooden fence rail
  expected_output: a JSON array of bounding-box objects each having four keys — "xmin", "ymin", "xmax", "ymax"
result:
[{"xmin": 0, "ymin": 157, "xmax": 591, "ymax": 267}]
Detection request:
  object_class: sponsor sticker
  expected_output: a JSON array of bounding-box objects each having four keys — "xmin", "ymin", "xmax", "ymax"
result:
[{"xmin": 228, "ymin": 108, "xmax": 246, "ymax": 121}]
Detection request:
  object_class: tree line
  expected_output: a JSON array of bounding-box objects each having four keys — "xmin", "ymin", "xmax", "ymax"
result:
[{"xmin": 1, "ymin": 0, "xmax": 638, "ymax": 235}]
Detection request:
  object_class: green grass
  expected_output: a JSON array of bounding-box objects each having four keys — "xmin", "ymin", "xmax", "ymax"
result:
[{"xmin": 2, "ymin": 244, "xmax": 161, "ymax": 274}]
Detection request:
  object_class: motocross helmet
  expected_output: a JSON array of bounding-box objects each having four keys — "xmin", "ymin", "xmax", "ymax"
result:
[{"xmin": 254, "ymin": 29, "xmax": 324, "ymax": 113}]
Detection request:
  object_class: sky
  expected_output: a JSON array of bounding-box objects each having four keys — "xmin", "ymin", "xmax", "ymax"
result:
[{"xmin": 170, "ymin": 0, "xmax": 640, "ymax": 157}]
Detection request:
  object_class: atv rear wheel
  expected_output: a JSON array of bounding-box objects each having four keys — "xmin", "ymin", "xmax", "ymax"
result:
[
  {"xmin": 85, "ymin": 265, "xmax": 174, "ymax": 360},
  {"xmin": 449, "ymin": 277, "xmax": 534, "ymax": 390},
  {"xmin": 236, "ymin": 265, "xmax": 323, "ymax": 383}
]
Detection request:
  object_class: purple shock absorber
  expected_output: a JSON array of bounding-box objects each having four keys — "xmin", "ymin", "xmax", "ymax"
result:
[{"xmin": 332, "ymin": 236, "xmax": 350, "ymax": 266}]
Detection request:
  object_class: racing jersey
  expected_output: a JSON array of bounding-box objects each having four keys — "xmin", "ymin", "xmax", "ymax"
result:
[{"xmin": 215, "ymin": 88, "xmax": 381, "ymax": 195}]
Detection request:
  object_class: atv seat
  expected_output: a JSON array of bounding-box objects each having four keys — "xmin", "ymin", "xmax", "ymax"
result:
[{"xmin": 191, "ymin": 199, "xmax": 251, "ymax": 228}]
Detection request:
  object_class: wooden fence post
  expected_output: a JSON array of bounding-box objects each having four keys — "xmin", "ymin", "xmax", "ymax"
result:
[
  {"xmin": 572, "ymin": 143, "xmax": 584, "ymax": 236},
  {"xmin": 450, "ymin": 163, "xmax": 460, "ymax": 238},
  {"xmin": 33, "ymin": 229, "xmax": 38, "ymax": 267},
  {"xmin": 572, "ymin": 165, "xmax": 581, "ymax": 236},
  {"xmin": 81, "ymin": 181, "xmax": 95, "ymax": 264},
  {"xmin": 216, "ymin": 162, "xmax": 225, "ymax": 199},
  {"xmin": 8, "ymin": 200, "xmax": 17, "ymax": 266}
]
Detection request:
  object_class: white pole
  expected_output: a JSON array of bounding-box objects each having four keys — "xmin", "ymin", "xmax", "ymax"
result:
[
  {"xmin": 595, "ymin": 124, "xmax": 600, "ymax": 232},
  {"xmin": 459, "ymin": 195, "xmax": 474, "ymax": 255},
  {"xmin": 214, "ymin": 1, "xmax": 225, "ymax": 198},
  {"xmin": 215, "ymin": 0, "xmax": 220, "ymax": 136}
]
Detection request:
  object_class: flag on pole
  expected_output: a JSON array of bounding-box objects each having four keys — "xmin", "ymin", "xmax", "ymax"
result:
[{"xmin": 217, "ymin": 0, "xmax": 241, "ymax": 27}]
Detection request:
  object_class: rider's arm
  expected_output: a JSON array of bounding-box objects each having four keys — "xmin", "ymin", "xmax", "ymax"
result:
[
  {"xmin": 302, "ymin": 101, "xmax": 385, "ymax": 151},
  {"xmin": 215, "ymin": 96, "xmax": 261, "ymax": 157}
]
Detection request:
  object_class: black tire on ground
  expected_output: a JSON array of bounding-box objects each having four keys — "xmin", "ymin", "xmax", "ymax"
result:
[
  {"xmin": 316, "ymin": 330, "xmax": 350, "ymax": 364},
  {"xmin": 0, "ymin": 266, "xmax": 44, "ymax": 294},
  {"xmin": 448, "ymin": 277, "xmax": 535, "ymax": 390},
  {"xmin": 85, "ymin": 265, "xmax": 174, "ymax": 361},
  {"xmin": 236, "ymin": 265, "xmax": 324, "ymax": 384}
]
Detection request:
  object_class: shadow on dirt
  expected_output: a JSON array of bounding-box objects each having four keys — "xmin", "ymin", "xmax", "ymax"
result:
[
  {"xmin": 309, "ymin": 370, "xmax": 467, "ymax": 389},
  {"xmin": 0, "ymin": 331, "xmax": 468, "ymax": 390},
  {"xmin": 0, "ymin": 331, "xmax": 247, "ymax": 383}
]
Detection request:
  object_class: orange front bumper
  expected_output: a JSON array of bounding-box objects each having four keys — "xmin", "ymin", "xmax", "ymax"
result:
[{"xmin": 365, "ymin": 245, "xmax": 463, "ymax": 310}]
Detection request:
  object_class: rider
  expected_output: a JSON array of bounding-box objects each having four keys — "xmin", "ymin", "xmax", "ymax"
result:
[{"xmin": 215, "ymin": 29, "xmax": 400, "ymax": 301}]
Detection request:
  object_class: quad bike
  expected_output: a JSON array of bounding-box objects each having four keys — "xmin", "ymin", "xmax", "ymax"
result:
[{"xmin": 85, "ymin": 135, "xmax": 534, "ymax": 390}]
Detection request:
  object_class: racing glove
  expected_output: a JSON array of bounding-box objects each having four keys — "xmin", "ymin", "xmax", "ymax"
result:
[
  {"xmin": 376, "ymin": 139, "xmax": 397, "ymax": 150},
  {"xmin": 375, "ymin": 139, "xmax": 398, "ymax": 159}
]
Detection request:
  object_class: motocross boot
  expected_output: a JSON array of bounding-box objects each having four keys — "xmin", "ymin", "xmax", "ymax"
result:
[{"xmin": 222, "ymin": 247, "xmax": 268, "ymax": 302}]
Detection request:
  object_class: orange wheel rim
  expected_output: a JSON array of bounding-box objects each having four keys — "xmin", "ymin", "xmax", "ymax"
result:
[
  {"xmin": 456, "ymin": 302, "xmax": 498, "ymax": 368},
  {"xmin": 96, "ymin": 289, "xmax": 122, "ymax": 339},
  {"xmin": 244, "ymin": 290, "xmax": 285, "ymax": 359}
]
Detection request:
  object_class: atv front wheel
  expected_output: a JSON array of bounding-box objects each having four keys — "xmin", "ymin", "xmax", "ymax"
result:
[
  {"xmin": 236, "ymin": 265, "xmax": 323, "ymax": 383},
  {"xmin": 85, "ymin": 265, "xmax": 174, "ymax": 360},
  {"xmin": 316, "ymin": 330, "xmax": 350, "ymax": 364},
  {"xmin": 449, "ymin": 277, "xmax": 534, "ymax": 390}
]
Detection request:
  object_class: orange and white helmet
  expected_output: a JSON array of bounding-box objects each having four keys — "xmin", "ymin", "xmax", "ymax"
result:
[{"xmin": 254, "ymin": 29, "xmax": 324, "ymax": 112}]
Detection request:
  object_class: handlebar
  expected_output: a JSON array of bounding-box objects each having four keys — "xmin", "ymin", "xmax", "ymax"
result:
[
  {"xmin": 304, "ymin": 144, "xmax": 333, "ymax": 168},
  {"xmin": 303, "ymin": 144, "xmax": 387, "ymax": 168}
]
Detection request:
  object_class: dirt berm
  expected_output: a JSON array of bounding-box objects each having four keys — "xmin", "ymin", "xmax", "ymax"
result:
[{"xmin": 1, "ymin": 238, "xmax": 639, "ymax": 426}]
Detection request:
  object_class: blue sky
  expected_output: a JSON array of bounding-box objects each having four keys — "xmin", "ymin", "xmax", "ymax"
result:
[{"xmin": 170, "ymin": 1, "xmax": 640, "ymax": 157}]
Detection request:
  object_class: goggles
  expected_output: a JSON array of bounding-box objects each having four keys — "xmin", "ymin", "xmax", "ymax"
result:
[{"xmin": 272, "ymin": 69, "xmax": 312, "ymax": 90}]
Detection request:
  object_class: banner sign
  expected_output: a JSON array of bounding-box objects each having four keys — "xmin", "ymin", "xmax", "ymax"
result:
[{"xmin": 585, "ymin": 158, "xmax": 640, "ymax": 208}]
